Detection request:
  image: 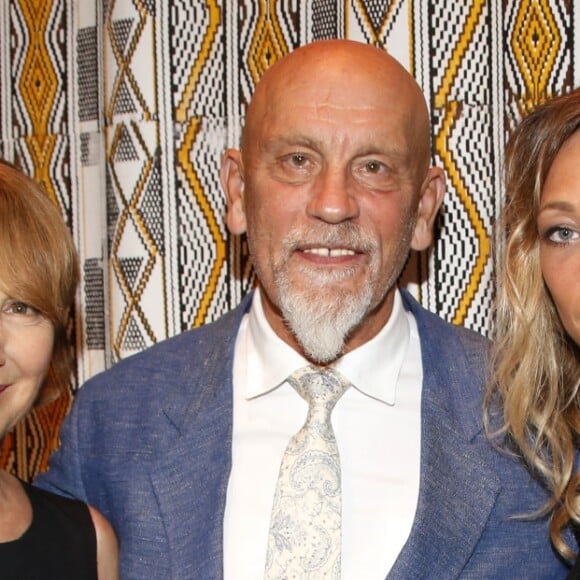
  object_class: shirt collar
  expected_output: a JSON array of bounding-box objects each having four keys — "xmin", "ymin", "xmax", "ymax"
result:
[{"xmin": 243, "ymin": 288, "xmax": 410, "ymax": 405}]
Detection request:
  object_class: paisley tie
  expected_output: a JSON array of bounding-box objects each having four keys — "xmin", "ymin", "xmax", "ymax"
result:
[{"xmin": 265, "ymin": 365, "xmax": 351, "ymax": 579}]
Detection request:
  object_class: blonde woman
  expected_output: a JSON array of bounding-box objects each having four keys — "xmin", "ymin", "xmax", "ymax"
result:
[
  {"xmin": 0, "ymin": 160, "xmax": 118, "ymax": 578},
  {"xmin": 487, "ymin": 89, "xmax": 580, "ymax": 567}
]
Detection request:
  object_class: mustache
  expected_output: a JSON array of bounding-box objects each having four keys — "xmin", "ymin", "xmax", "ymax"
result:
[{"xmin": 281, "ymin": 222, "xmax": 377, "ymax": 254}]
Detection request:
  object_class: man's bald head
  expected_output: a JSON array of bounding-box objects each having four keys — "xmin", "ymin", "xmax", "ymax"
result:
[{"xmin": 242, "ymin": 39, "xmax": 432, "ymax": 177}]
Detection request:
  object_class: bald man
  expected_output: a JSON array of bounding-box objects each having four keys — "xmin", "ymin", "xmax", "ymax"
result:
[{"xmin": 38, "ymin": 40, "xmax": 567, "ymax": 578}]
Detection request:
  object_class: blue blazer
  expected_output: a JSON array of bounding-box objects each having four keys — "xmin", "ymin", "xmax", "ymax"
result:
[{"xmin": 37, "ymin": 291, "xmax": 568, "ymax": 578}]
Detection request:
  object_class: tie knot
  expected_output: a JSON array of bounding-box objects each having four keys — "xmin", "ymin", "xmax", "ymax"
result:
[{"xmin": 287, "ymin": 365, "xmax": 350, "ymax": 412}]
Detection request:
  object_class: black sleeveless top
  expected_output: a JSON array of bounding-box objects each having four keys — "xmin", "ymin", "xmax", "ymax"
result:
[
  {"xmin": 0, "ymin": 481, "xmax": 97, "ymax": 579},
  {"xmin": 568, "ymin": 557, "xmax": 580, "ymax": 579}
]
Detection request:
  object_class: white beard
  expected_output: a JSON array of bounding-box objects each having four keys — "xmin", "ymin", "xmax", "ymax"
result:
[
  {"xmin": 277, "ymin": 267, "xmax": 375, "ymax": 363},
  {"xmin": 273, "ymin": 223, "xmax": 387, "ymax": 364}
]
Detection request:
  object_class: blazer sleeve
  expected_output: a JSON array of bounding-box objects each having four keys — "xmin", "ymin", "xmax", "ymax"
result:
[{"xmin": 35, "ymin": 383, "xmax": 90, "ymax": 503}]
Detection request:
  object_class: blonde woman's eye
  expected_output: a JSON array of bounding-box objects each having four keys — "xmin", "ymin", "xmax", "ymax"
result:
[{"xmin": 545, "ymin": 225, "xmax": 579, "ymax": 244}]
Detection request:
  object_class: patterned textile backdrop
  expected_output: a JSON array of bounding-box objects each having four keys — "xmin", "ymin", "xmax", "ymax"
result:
[{"xmin": 0, "ymin": 0, "xmax": 578, "ymax": 479}]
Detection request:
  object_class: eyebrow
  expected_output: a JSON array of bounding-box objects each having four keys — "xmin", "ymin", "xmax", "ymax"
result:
[
  {"xmin": 266, "ymin": 135, "xmax": 406, "ymax": 160},
  {"xmin": 538, "ymin": 200, "xmax": 577, "ymax": 213}
]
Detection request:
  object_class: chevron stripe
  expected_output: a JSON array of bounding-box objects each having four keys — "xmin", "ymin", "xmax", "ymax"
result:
[{"xmin": 432, "ymin": 0, "xmax": 489, "ymax": 325}]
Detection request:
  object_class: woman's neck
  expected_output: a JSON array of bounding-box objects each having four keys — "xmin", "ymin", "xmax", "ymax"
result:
[{"xmin": 0, "ymin": 470, "xmax": 33, "ymax": 542}]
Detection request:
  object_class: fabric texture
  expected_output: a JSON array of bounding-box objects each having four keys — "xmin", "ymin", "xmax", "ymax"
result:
[
  {"xmin": 265, "ymin": 366, "xmax": 350, "ymax": 578},
  {"xmin": 0, "ymin": 480, "xmax": 97, "ymax": 580},
  {"xmin": 36, "ymin": 290, "xmax": 570, "ymax": 579}
]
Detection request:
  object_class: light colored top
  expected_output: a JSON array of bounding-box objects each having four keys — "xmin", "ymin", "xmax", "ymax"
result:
[{"xmin": 223, "ymin": 288, "xmax": 423, "ymax": 579}]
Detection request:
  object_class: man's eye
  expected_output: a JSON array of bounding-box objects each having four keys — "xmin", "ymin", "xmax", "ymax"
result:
[
  {"xmin": 366, "ymin": 160, "xmax": 382, "ymax": 173},
  {"xmin": 290, "ymin": 153, "xmax": 307, "ymax": 166}
]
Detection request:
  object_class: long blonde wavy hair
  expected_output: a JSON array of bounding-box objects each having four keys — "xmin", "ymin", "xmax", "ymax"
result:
[{"xmin": 486, "ymin": 88, "xmax": 580, "ymax": 559}]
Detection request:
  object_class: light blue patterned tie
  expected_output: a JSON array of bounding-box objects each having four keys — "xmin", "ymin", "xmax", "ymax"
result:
[{"xmin": 265, "ymin": 365, "xmax": 351, "ymax": 579}]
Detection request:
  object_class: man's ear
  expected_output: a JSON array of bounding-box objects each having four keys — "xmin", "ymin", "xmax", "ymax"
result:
[
  {"xmin": 411, "ymin": 167, "xmax": 446, "ymax": 251},
  {"xmin": 220, "ymin": 148, "xmax": 247, "ymax": 235}
]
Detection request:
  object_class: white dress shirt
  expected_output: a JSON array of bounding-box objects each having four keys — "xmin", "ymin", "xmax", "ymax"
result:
[{"xmin": 223, "ymin": 288, "xmax": 422, "ymax": 579}]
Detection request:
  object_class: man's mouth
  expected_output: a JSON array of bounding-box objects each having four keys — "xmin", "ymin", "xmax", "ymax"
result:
[{"xmin": 303, "ymin": 247, "xmax": 356, "ymax": 257}]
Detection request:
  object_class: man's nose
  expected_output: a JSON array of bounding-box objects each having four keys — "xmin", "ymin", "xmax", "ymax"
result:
[{"xmin": 306, "ymin": 169, "xmax": 359, "ymax": 224}]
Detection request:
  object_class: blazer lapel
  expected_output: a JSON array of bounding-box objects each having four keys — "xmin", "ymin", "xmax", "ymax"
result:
[
  {"xmin": 388, "ymin": 412, "xmax": 500, "ymax": 578},
  {"xmin": 389, "ymin": 292, "xmax": 499, "ymax": 578},
  {"xmin": 149, "ymin": 420, "xmax": 230, "ymax": 579},
  {"xmin": 148, "ymin": 297, "xmax": 252, "ymax": 579}
]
